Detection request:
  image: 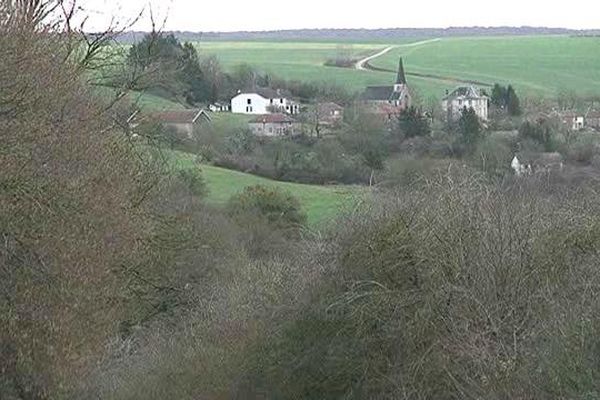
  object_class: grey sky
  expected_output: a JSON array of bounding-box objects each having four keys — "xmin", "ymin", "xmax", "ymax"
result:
[{"xmin": 79, "ymin": 0, "xmax": 599, "ymax": 32}]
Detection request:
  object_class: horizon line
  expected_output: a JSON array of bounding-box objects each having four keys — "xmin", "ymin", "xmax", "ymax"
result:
[{"xmin": 114, "ymin": 25, "xmax": 600, "ymax": 34}]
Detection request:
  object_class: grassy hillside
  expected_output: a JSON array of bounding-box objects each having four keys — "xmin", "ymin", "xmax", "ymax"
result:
[
  {"xmin": 193, "ymin": 36, "xmax": 600, "ymax": 100},
  {"xmin": 171, "ymin": 151, "xmax": 362, "ymax": 226},
  {"xmin": 95, "ymin": 86, "xmax": 186, "ymax": 111},
  {"xmin": 193, "ymin": 40, "xmax": 428, "ymax": 93},
  {"xmin": 371, "ymin": 35, "xmax": 600, "ymax": 98}
]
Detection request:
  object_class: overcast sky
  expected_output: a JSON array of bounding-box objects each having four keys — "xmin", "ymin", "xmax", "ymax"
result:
[{"xmin": 79, "ymin": 0, "xmax": 599, "ymax": 32}]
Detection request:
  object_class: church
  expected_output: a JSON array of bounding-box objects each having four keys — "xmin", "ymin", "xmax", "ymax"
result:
[{"xmin": 359, "ymin": 58, "xmax": 412, "ymax": 118}]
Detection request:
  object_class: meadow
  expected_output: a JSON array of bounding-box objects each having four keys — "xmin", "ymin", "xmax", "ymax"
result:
[
  {"xmin": 372, "ymin": 35, "xmax": 600, "ymax": 98},
  {"xmin": 170, "ymin": 150, "xmax": 362, "ymax": 227},
  {"xmin": 193, "ymin": 36, "xmax": 600, "ymax": 100},
  {"xmin": 192, "ymin": 39, "xmax": 452, "ymax": 98}
]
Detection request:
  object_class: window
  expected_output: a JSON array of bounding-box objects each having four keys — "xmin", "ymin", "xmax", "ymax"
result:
[
  {"xmin": 270, "ymin": 99, "xmax": 273, "ymax": 104},
  {"xmin": 247, "ymin": 98, "xmax": 252, "ymax": 105},
  {"xmin": 280, "ymin": 99, "xmax": 284, "ymax": 104}
]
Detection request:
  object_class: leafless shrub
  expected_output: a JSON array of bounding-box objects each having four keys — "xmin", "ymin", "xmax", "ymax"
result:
[{"xmin": 233, "ymin": 171, "xmax": 600, "ymax": 399}]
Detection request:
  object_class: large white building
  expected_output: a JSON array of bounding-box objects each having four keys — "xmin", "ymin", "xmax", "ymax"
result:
[
  {"xmin": 442, "ymin": 86, "xmax": 489, "ymax": 122},
  {"xmin": 231, "ymin": 88, "xmax": 300, "ymax": 115}
]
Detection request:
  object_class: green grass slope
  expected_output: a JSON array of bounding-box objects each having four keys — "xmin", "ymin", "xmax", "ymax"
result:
[
  {"xmin": 193, "ymin": 40, "xmax": 425, "ymax": 92},
  {"xmin": 372, "ymin": 36, "xmax": 600, "ymax": 98},
  {"xmin": 171, "ymin": 151, "xmax": 362, "ymax": 227}
]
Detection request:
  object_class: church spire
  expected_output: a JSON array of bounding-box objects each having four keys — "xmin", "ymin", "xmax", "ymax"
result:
[{"xmin": 396, "ymin": 57, "xmax": 407, "ymax": 85}]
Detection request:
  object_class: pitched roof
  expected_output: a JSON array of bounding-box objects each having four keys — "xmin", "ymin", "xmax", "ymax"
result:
[
  {"xmin": 396, "ymin": 57, "xmax": 407, "ymax": 85},
  {"xmin": 238, "ymin": 87, "xmax": 293, "ymax": 99},
  {"xmin": 443, "ymin": 86, "xmax": 486, "ymax": 100},
  {"xmin": 317, "ymin": 102, "xmax": 344, "ymax": 112},
  {"xmin": 360, "ymin": 86, "xmax": 405, "ymax": 101},
  {"xmin": 150, "ymin": 109, "xmax": 211, "ymax": 124},
  {"xmin": 586, "ymin": 111, "xmax": 600, "ymax": 118},
  {"xmin": 249, "ymin": 113, "xmax": 297, "ymax": 124}
]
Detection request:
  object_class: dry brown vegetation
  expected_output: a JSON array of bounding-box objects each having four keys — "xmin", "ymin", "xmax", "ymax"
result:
[{"xmin": 3, "ymin": 2, "xmax": 600, "ymax": 400}]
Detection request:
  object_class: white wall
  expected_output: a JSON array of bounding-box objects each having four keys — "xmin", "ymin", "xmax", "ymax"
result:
[
  {"xmin": 445, "ymin": 98, "xmax": 488, "ymax": 121},
  {"xmin": 249, "ymin": 122, "xmax": 300, "ymax": 137},
  {"xmin": 231, "ymin": 94, "xmax": 270, "ymax": 114},
  {"xmin": 232, "ymin": 93, "xmax": 300, "ymax": 115}
]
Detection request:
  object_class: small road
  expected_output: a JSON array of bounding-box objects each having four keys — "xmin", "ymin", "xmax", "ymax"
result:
[
  {"xmin": 354, "ymin": 38, "xmax": 441, "ymax": 71},
  {"xmin": 353, "ymin": 38, "xmax": 492, "ymax": 87},
  {"xmin": 355, "ymin": 46, "xmax": 395, "ymax": 70}
]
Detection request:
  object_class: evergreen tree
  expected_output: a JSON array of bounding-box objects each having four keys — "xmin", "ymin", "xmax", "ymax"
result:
[
  {"xmin": 127, "ymin": 33, "xmax": 208, "ymax": 104},
  {"xmin": 459, "ymin": 107, "xmax": 483, "ymax": 147},
  {"xmin": 490, "ymin": 83, "xmax": 522, "ymax": 116},
  {"xmin": 396, "ymin": 106, "xmax": 431, "ymax": 139},
  {"xmin": 491, "ymin": 83, "xmax": 508, "ymax": 108},
  {"xmin": 127, "ymin": 33, "xmax": 184, "ymax": 70},
  {"xmin": 506, "ymin": 85, "xmax": 522, "ymax": 116},
  {"xmin": 179, "ymin": 42, "xmax": 207, "ymax": 104}
]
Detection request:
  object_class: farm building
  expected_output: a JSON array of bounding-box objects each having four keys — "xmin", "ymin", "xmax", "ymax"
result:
[
  {"xmin": 442, "ymin": 86, "xmax": 489, "ymax": 122},
  {"xmin": 231, "ymin": 88, "xmax": 300, "ymax": 115},
  {"xmin": 561, "ymin": 113, "xmax": 585, "ymax": 130},
  {"xmin": 511, "ymin": 152, "xmax": 564, "ymax": 176},
  {"xmin": 360, "ymin": 58, "xmax": 411, "ymax": 118},
  {"xmin": 316, "ymin": 102, "xmax": 344, "ymax": 127},
  {"xmin": 248, "ymin": 114, "xmax": 301, "ymax": 137},
  {"xmin": 586, "ymin": 112, "xmax": 600, "ymax": 130},
  {"xmin": 558, "ymin": 110, "xmax": 600, "ymax": 131},
  {"xmin": 208, "ymin": 102, "xmax": 230, "ymax": 112},
  {"xmin": 129, "ymin": 109, "xmax": 211, "ymax": 138}
]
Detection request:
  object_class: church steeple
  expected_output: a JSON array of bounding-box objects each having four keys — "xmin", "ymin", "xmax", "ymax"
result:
[{"xmin": 396, "ymin": 57, "xmax": 407, "ymax": 85}]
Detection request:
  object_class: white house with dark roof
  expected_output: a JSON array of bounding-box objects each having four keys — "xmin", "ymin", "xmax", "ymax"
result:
[
  {"xmin": 442, "ymin": 86, "xmax": 489, "ymax": 122},
  {"xmin": 231, "ymin": 88, "xmax": 300, "ymax": 115},
  {"xmin": 360, "ymin": 58, "xmax": 411, "ymax": 117}
]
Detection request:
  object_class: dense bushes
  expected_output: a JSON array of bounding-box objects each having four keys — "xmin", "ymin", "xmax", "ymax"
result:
[
  {"xmin": 199, "ymin": 133, "xmax": 372, "ymax": 185},
  {"xmin": 227, "ymin": 185, "xmax": 307, "ymax": 230},
  {"xmin": 237, "ymin": 173, "xmax": 600, "ymax": 399},
  {"xmin": 0, "ymin": 9, "xmax": 155, "ymax": 397}
]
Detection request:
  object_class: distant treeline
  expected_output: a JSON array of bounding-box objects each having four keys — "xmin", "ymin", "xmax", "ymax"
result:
[{"xmin": 116, "ymin": 26, "xmax": 599, "ymax": 43}]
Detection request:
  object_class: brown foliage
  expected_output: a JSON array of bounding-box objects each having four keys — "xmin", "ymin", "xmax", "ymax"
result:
[{"xmin": 0, "ymin": 1, "xmax": 155, "ymax": 397}]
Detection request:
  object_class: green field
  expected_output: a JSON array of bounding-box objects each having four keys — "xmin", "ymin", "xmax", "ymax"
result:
[
  {"xmin": 371, "ymin": 36, "xmax": 600, "ymax": 98},
  {"xmin": 193, "ymin": 40, "xmax": 439, "ymax": 94},
  {"xmin": 193, "ymin": 36, "xmax": 600, "ymax": 100},
  {"xmin": 171, "ymin": 151, "xmax": 362, "ymax": 227}
]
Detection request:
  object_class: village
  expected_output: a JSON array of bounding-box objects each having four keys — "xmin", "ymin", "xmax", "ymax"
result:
[{"xmin": 130, "ymin": 57, "xmax": 600, "ymax": 178}]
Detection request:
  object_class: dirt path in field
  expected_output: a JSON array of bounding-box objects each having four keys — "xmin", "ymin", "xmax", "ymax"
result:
[
  {"xmin": 355, "ymin": 46, "xmax": 395, "ymax": 70},
  {"xmin": 354, "ymin": 38, "xmax": 441, "ymax": 70},
  {"xmin": 354, "ymin": 38, "xmax": 493, "ymax": 88}
]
